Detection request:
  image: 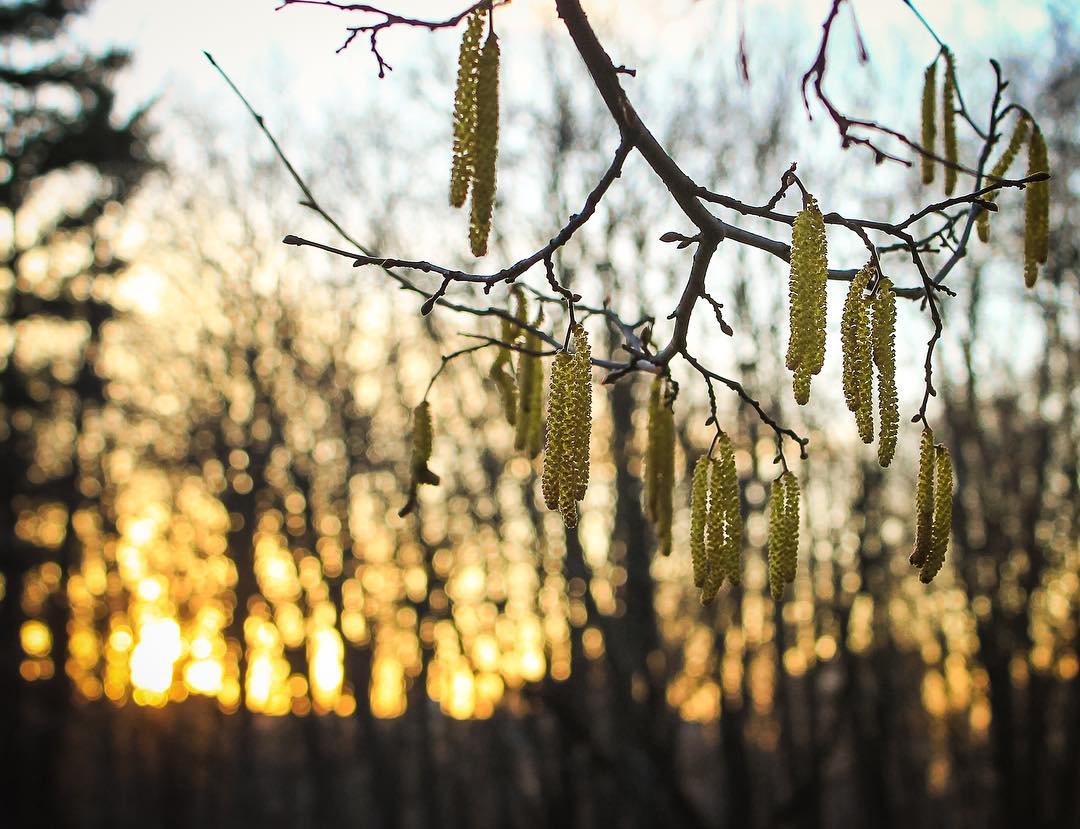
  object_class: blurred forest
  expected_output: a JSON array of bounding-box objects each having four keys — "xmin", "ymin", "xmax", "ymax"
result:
[{"xmin": 1, "ymin": 1, "xmax": 1079, "ymax": 828}]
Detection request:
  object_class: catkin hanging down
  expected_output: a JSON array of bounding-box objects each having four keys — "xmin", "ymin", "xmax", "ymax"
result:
[
  {"xmin": 514, "ymin": 310, "xmax": 545, "ymax": 458},
  {"xmin": 644, "ymin": 377, "xmax": 661, "ymax": 522},
  {"xmin": 786, "ymin": 196, "xmax": 828, "ymax": 405},
  {"xmin": 469, "ymin": 31, "xmax": 500, "ymax": 257},
  {"xmin": 920, "ymin": 443, "xmax": 953, "ymax": 583},
  {"xmin": 490, "ymin": 290, "xmax": 526, "ymax": 425},
  {"xmin": 689, "ymin": 455, "xmax": 710, "ymax": 589},
  {"xmin": 644, "ymin": 376, "xmax": 676, "ymax": 556},
  {"xmin": 698, "ymin": 433, "xmax": 743, "ymax": 605},
  {"xmin": 921, "ymin": 60, "xmax": 937, "ymax": 185},
  {"xmin": 942, "ymin": 48, "xmax": 958, "ymax": 197},
  {"xmin": 910, "ymin": 427, "xmax": 936, "ymax": 568},
  {"xmin": 871, "ymin": 277, "xmax": 898, "ymax": 468},
  {"xmin": 977, "ymin": 116, "xmax": 1030, "ymax": 243},
  {"xmin": 841, "ymin": 265, "xmax": 874, "ymax": 444},
  {"xmin": 767, "ymin": 472, "xmax": 800, "ymax": 601},
  {"xmin": 1023, "ymin": 125, "xmax": 1050, "ymax": 288},
  {"xmin": 449, "ymin": 12, "xmax": 484, "ymax": 209},
  {"xmin": 716, "ymin": 433, "xmax": 742, "ymax": 586},
  {"xmin": 541, "ymin": 325, "xmax": 592, "ymax": 528},
  {"xmin": 702, "ymin": 453, "xmax": 725, "ymax": 604},
  {"xmin": 399, "ymin": 401, "xmax": 441, "ymax": 517}
]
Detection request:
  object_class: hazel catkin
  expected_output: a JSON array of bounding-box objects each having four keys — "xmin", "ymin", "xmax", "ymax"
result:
[
  {"xmin": 541, "ymin": 325, "xmax": 592, "ymax": 528},
  {"xmin": 449, "ymin": 11, "xmax": 484, "ymax": 209},
  {"xmin": 514, "ymin": 311, "xmax": 545, "ymax": 458},
  {"xmin": 490, "ymin": 291, "xmax": 525, "ymax": 425},
  {"xmin": 910, "ymin": 427, "xmax": 936, "ymax": 568},
  {"xmin": 645, "ymin": 376, "xmax": 675, "ymax": 556},
  {"xmin": 841, "ymin": 265, "xmax": 874, "ymax": 444},
  {"xmin": 977, "ymin": 115, "xmax": 1030, "ymax": 243},
  {"xmin": 716, "ymin": 432, "xmax": 742, "ymax": 586},
  {"xmin": 871, "ymin": 277, "xmax": 898, "ymax": 468},
  {"xmin": 689, "ymin": 455, "xmax": 710, "ymax": 589},
  {"xmin": 399, "ymin": 401, "xmax": 440, "ymax": 517},
  {"xmin": 786, "ymin": 196, "xmax": 828, "ymax": 405},
  {"xmin": 942, "ymin": 48, "xmax": 958, "ymax": 197},
  {"xmin": 921, "ymin": 60, "xmax": 937, "ymax": 185},
  {"xmin": 1023, "ymin": 125, "xmax": 1049, "ymax": 288},
  {"xmin": 920, "ymin": 443, "xmax": 953, "ymax": 583},
  {"xmin": 469, "ymin": 31, "xmax": 500, "ymax": 257},
  {"xmin": 702, "ymin": 456, "xmax": 725, "ymax": 605},
  {"xmin": 779, "ymin": 472, "xmax": 800, "ymax": 586},
  {"xmin": 767, "ymin": 472, "xmax": 800, "ymax": 601}
]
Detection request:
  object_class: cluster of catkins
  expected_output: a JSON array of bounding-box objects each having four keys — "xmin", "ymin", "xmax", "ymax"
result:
[
  {"xmin": 490, "ymin": 289, "xmax": 546, "ymax": 457},
  {"xmin": 688, "ymin": 435, "xmax": 745, "ymax": 605},
  {"xmin": 910, "ymin": 428, "xmax": 953, "ymax": 583},
  {"xmin": 921, "ymin": 47, "xmax": 1051, "ymax": 285},
  {"xmin": 786, "ymin": 196, "xmax": 829, "ymax": 405},
  {"xmin": 449, "ymin": 10, "xmax": 499, "ymax": 256},
  {"xmin": 840, "ymin": 264, "xmax": 898, "ymax": 467},
  {"xmin": 921, "ymin": 47, "xmax": 960, "ymax": 194},
  {"xmin": 541, "ymin": 325, "xmax": 593, "ymax": 528}
]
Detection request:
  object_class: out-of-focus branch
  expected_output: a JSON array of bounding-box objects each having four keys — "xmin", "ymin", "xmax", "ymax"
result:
[
  {"xmin": 283, "ymin": 136, "xmax": 632, "ymax": 298},
  {"xmin": 276, "ymin": 0, "xmax": 504, "ymax": 77}
]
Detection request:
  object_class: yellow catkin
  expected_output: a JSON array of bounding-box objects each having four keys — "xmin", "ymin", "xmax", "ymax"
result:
[
  {"xmin": 841, "ymin": 265, "xmax": 874, "ymax": 444},
  {"xmin": 689, "ymin": 455, "xmax": 710, "ymax": 589},
  {"xmin": 977, "ymin": 116, "xmax": 1030, "ymax": 243},
  {"xmin": 449, "ymin": 11, "xmax": 484, "ymax": 209},
  {"xmin": 644, "ymin": 376, "xmax": 661, "ymax": 522},
  {"xmin": 1024, "ymin": 125, "xmax": 1049, "ymax": 288},
  {"xmin": 702, "ymin": 457, "xmax": 724, "ymax": 605},
  {"xmin": 491, "ymin": 290, "xmax": 527, "ymax": 425},
  {"xmin": 469, "ymin": 32, "xmax": 500, "ymax": 257},
  {"xmin": 716, "ymin": 432, "xmax": 742, "ymax": 585},
  {"xmin": 767, "ymin": 474, "xmax": 788, "ymax": 601},
  {"xmin": 910, "ymin": 427, "xmax": 936, "ymax": 568},
  {"xmin": 942, "ymin": 48, "xmax": 958, "ymax": 197},
  {"xmin": 786, "ymin": 196, "xmax": 828, "ymax": 405},
  {"xmin": 514, "ymin": 311, "xmax": 544, "ymax": 457},
  {"xmin": 921, "ymin": 60, "xmax": 937, "ymax": 185},
  {"xmin": 921, "ymin": 443, "xmax": 953, "ymax": 583},
  {"xmin": 411, "ymin": 402, "xmax": 434, "ymax": 476},
  {"xmin": 779, "ymin": 471, "xmax": 800, "ymax": 586},
  {"xmin": 542, "ymin": 325, "xmax": 591, "ymax": 528},
  {"xmin": 645, "ymin": 376, "xmax": 675, "ymax": 556},
  {"xmin": 567, "ymin": 325, "xmax": 592, "ymax": 504},
  {"xmin": 872, "ymin": 277, "xmax": 898, "ymax": 467},
  {"xmin": 399, "ymin": 401, "xmax": 439, "ymax": 516},
  {"xmin": 541, "ymin": 352, "xmax": 569, "ymax": 511}
]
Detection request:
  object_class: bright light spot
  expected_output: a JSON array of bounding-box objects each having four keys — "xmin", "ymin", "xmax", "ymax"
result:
[
  {"xmin": 109, "ymin": 626, "xmax": 134, "ymax": 652},
  {"xmin": 371, "ymin": 656, "xmax": 406, "ymax": 719},
  {"xmin": 447, "ymin": 664, "xmax": 475, "ymax": 720},
  {"xmin": 20, "ymin": 620, "xmax": 52, "ymax": 658},
  {"xmin": 136, "ymin": 577, "xmax": 163, "ymax": 602},
  {"xmin": 246, "ymin": 653, "xmax": 275, "ymax": 711},
  {"xmin": 520, "ymin": 648, "xmax": 546, "ymax": 683},
  {"xmin": 184, "ymin": 658, "xmax": 224, "ymax": 695},
  {"xmin": 309, "ymin": 626, "xmax": 344, "ymax": 711},
  {"xmin": 130, "ymin": 617, "xmax": 182, "ymax": 697}
]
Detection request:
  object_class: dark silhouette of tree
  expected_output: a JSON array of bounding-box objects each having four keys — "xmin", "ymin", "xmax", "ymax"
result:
[{"xmin": 0, "ymin": 1, "xmax": 151, "ymax": 824}]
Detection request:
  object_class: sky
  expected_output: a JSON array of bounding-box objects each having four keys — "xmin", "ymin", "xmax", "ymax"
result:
[{"xmin": 73, "ymin": 0, "xmax": 1061, "ymax": 131}]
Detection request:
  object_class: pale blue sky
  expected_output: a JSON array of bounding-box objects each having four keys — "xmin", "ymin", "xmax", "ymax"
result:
[{"xmin": 74, "ymin": 0, "xmax": 1061, "ymax": 128}]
